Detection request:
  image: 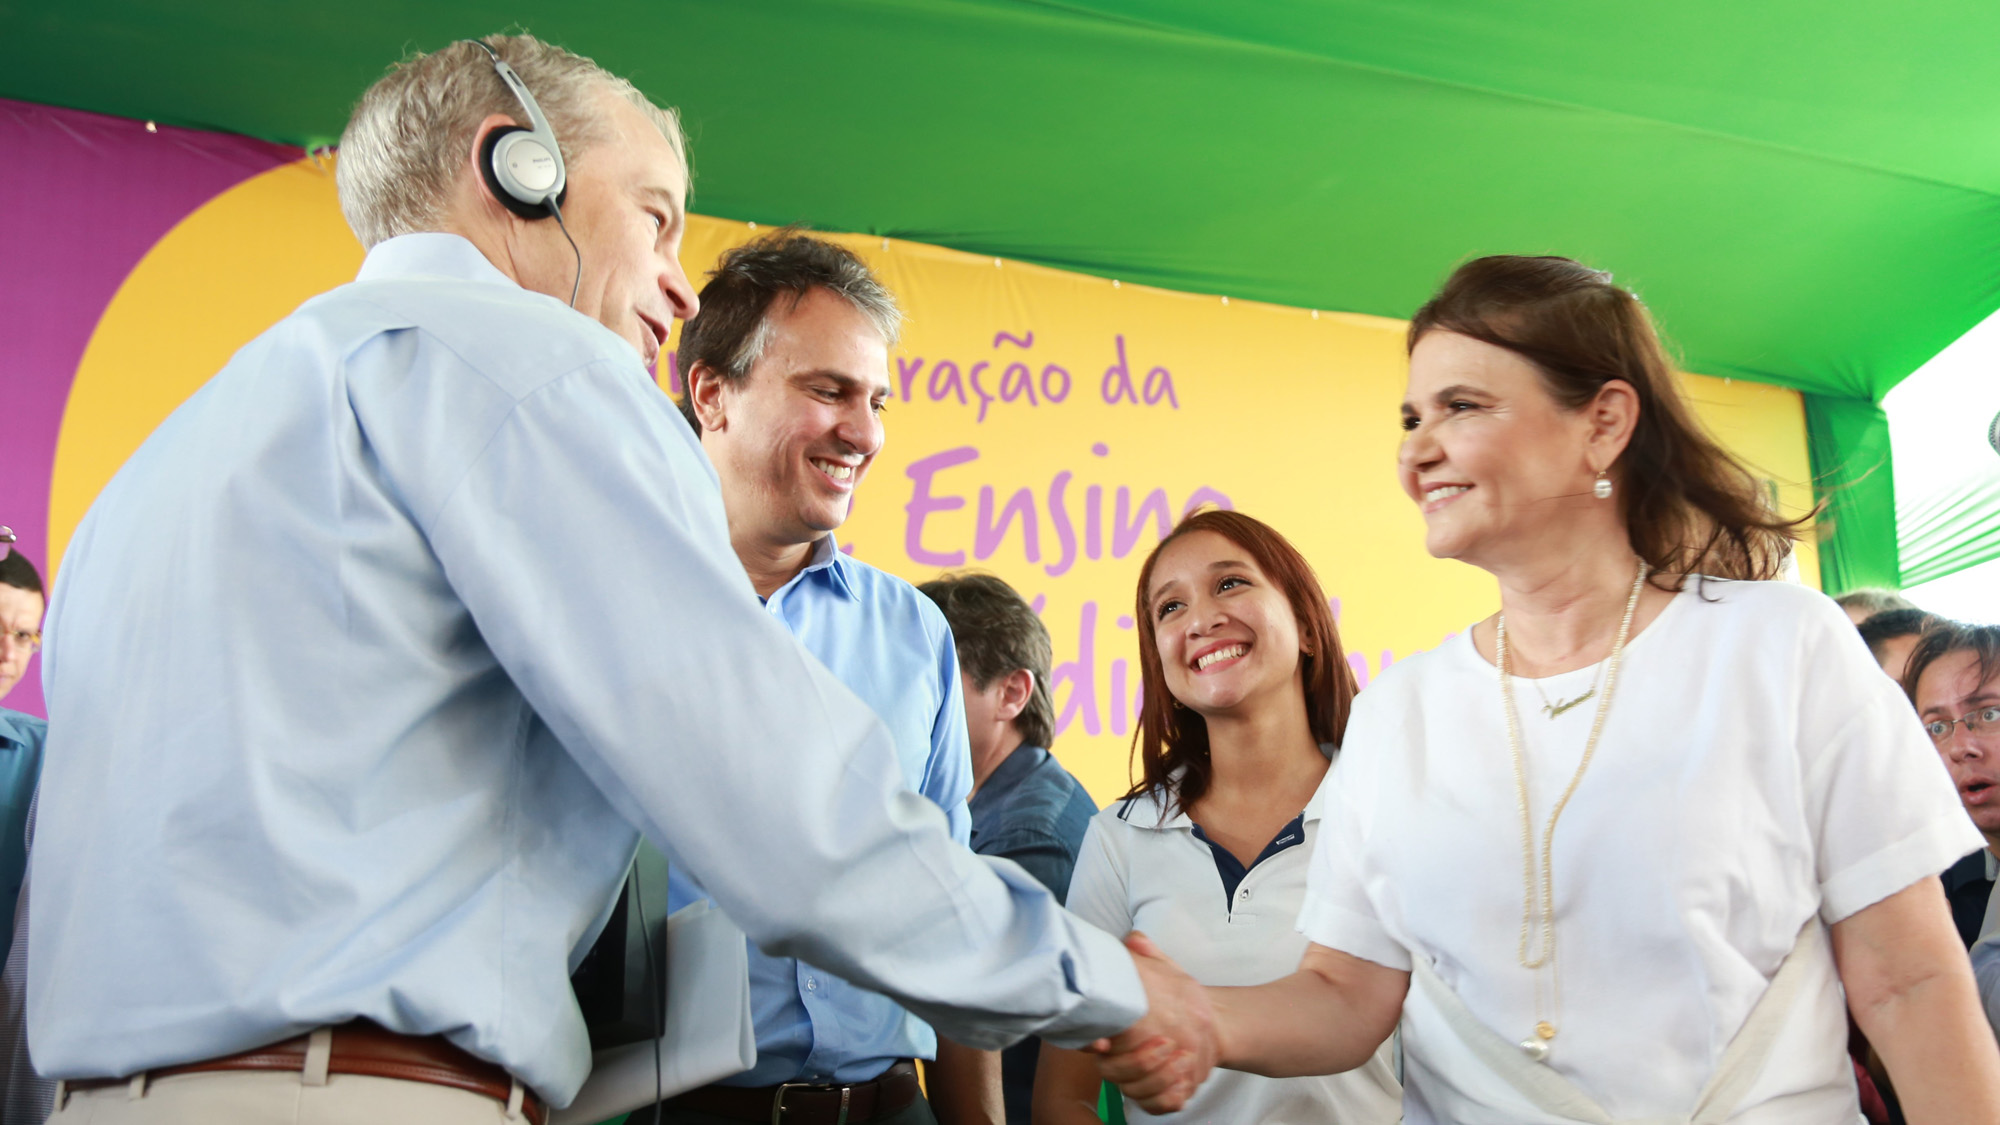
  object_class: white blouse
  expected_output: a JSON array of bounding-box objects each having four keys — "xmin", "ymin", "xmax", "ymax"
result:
[
  {"xmin": 1068, "ymin": 766, "xmax": 1402, "ymax": 1124},
  {"xmin": 1299, "ymin": 578, "xmax": 1978, "ymax": 1123}
]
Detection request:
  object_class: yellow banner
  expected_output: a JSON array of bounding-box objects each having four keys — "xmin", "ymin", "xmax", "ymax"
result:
[{"xmin": 51, "ymin": 160, "xmax": 1818, "ymax": 804}]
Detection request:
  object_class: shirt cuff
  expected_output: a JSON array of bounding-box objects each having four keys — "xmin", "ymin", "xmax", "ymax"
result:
[
  {"xmin": 1295, "ymin": 895, "xmax": 1411, "ymax": 972},
  {"xmin": 1820, "ymin": 815, "xmax": 1986, "ymax": 924},
  {"xmin": 1035, "ymin": 918, "xmax": 1148, "ymax": 1049}
]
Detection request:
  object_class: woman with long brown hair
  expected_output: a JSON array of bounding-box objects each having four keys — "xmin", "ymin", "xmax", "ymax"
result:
[
  {"xmin": 1098, "ymin": 256, "xmax": 2000, "ymax": 1122},
  {"xmin": 1033, "ymin": 509, "xmax": 1400, "ymax": 1124}
]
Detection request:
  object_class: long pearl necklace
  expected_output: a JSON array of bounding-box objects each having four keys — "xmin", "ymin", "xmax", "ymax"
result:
[{"xmin": 1495, "ymin": 558, "xmax": 1648, "ymax": 1063}]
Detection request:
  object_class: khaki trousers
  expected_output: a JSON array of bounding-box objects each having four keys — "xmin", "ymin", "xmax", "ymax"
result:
[{"xmin": 47, "ymin": 1069, "xmax": 531, "ymax": 1125}]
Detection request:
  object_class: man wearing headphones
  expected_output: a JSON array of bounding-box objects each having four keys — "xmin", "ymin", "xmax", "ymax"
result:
[{"xmin": 29, "ymin": 34, "xmax": 1212, "ymax": 1125}]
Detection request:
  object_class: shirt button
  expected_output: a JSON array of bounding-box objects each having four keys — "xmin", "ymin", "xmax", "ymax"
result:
[
  {"xmin": 805, "ymin": 978, "xmax": 818, "ymax": 991},
  {"xmin": 1238, "ymin": 888, "xmax": 1251, "ymax": 901}
]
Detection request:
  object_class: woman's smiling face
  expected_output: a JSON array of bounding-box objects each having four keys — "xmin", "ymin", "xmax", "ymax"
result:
[
  {"xmin": 1146, "ymin": 529, "xmax": 1306, "ymax": 718},
  {"xmin": 1397, "ymin": 329, "xmax": 1605, "ymax": 567}
]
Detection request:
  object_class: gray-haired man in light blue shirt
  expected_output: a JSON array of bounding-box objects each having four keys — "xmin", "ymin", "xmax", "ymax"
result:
[{"xmin": 29, "ymin": 33, "xmax": 1211, "ymax": 1125}]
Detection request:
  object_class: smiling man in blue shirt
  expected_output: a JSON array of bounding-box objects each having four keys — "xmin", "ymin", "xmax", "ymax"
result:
[
  {"xmin": 28, "ymin": 34, "xmax": 1215, "ymax": 1125},
  {"xmin": 666, "ymin": 230, "xmax": 999, "ymax": 1125}
]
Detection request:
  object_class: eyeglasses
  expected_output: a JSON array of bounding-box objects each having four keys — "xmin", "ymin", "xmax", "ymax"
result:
[
  {"xmin": 0, "ymin": 628, "xmax": 37, "ymax": 654},
  {"xmin": 1926, "ymin": 706, "xmax": 2000, "ymax": 745}
]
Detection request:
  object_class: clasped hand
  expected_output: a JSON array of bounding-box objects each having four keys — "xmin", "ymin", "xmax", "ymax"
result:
[{"xmin": 1088, "ymin": 932, "xmax": 1218, "ymax": 1113}]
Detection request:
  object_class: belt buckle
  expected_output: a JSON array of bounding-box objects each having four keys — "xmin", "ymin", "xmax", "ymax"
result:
[{"xmin": 771, "ymin": 1081, "xmax": 850, "ymax": 1125}]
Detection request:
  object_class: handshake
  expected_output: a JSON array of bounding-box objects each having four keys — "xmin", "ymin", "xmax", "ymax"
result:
[{"xmin": 1089, "ymin": 932, "xmax": 1221, "ymax": 1114}]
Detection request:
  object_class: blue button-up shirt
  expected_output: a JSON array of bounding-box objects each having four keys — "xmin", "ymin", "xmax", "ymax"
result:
[
  {"xmin": 0, "ymin": 709, "xmax": 42, "ymax": 965},
  {"xmin": 670, "ymin": 536, "xmax": 973, "ymax": 1084},
  {"xmin": 968, "ymin": 745, "xmax": 1096, "ymax": 908},
  {"xmin": 29, "ymin": 234, "xmax": 1145, "ymax": 1104}
]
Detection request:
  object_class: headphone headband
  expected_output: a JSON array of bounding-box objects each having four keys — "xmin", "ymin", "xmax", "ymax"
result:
[{"xmin": 464, "ymin": 39, "xmax": 567, "ymax": 220}]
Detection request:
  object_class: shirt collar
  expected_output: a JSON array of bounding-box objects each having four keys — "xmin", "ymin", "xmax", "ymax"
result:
[
  {"xmin": 1117, "ymin": 743, "xmax": 1338, "ymax": 831},
  {"xmin": 356, "ymin": 233, "xmax": 522, "ymax": 291},
  {"xmin": 0, "ymin": 708, "xmax": 40, "ymax": 751},
  {"xmin": 977, "ymin": 743, "xmax": 1048, "ymax": 802},
  {"xmin": 791, "ymin": 535, "xmax": 859, "ymax": 602},
  {"xmin": 1987, "ymin": 849, "xmax": 1998, "ymax": 882}
]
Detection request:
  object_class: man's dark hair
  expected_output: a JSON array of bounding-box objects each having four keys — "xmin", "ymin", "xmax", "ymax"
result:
[
  {"xmin": 1902, "ymin": 619, "xmax": 2000, "ymax": 704},
  {"xmin": 676, "ymin": 227, "xmax": 901, "ymax": 432},
  {"xmin": 1858, "ymin": 607, "xmax": 1936, "ymax": 663},
  {"xmin": 919, "ymin": 572, "xmax": 1055, "ymax": 750},
  {"xmin": 0, "ymin": 550, "xmax": 43, "ymax": 598}
]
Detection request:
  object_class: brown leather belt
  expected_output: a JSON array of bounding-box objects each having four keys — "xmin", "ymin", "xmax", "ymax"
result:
[
  {"xmin": 663, "ymin": 1059, "xmax": 920, "ymax": 1124},
  {"xmin": 64, "ymin": 1019, "xmax": 546, "ymax": 1125}
]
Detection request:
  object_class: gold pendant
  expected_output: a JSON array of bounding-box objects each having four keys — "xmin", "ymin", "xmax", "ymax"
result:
[
  {"xmin": 1535, "ymin": 1021, "xmax": 1556, "ymax": 1040},
  {"xmin": 1541, "ymin": 690, "xmax": 1594, "ymax": 719}
]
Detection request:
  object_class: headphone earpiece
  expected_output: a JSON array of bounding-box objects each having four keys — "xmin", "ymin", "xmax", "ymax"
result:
[
  {"xmin": 465, "ymin": 40, "xmax": 567, "ymax": 222},
  {"xmin": 479, "ymin": 124, "xmax": 565, "ymax": 220}
]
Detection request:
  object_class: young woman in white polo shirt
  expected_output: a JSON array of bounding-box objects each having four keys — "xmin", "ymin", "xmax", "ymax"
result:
[
  {"xmin": 1032, "ymin": 509, "xmax": 1401, "ymax": 1124},
  {"xmin": 1096, "ymin": 257, "xmax": 2000, "ymax": 1122}
]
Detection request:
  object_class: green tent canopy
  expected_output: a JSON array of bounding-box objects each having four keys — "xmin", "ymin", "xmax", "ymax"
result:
[{"xmin": 8, "ymin": 1, "xmax": 1999, "ymax": 587}]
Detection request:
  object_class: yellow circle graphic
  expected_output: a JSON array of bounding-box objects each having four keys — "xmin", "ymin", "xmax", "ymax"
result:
[{"xmin": 49, "ymin": 156, "xmax": 364, "ymax": 575}]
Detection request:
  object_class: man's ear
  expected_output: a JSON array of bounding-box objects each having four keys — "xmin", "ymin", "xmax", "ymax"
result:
[
  {"xmin": 997, "ymin": 669, "xmax": 1035, "ymax": 723},
  {"xmin": 689, "ymin": 363, "xmax": 730, "ymax": 433}
]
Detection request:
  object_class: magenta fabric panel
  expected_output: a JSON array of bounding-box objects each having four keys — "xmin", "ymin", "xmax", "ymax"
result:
[{"xmin": 1, "ymin": 99, "xmax": 296, "ymax": 718}]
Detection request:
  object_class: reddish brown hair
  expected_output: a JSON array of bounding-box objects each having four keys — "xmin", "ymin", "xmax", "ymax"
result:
[
  {"xmin": 1125, "ymin": 510, "xmax": 1355, "ymax": 815},
  {"xmin": 1409, "ymin": 255, "xmax": 1809, "ymax": 585}
]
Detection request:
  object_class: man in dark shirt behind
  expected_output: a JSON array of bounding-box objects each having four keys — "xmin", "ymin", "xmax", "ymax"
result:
[
  {"xmin": 1849, "ymin": 607, "xmax": 1989, "ymax": 947},
  {"xmin": 919, "ymin": 573, "xmax": 1096, "ymax": 1125}
]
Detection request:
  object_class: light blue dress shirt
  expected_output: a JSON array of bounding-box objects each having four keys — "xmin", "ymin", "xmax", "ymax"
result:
[
  {"xmin": 29, "ymin": 234, "xmax": 1145, "ymax": 1105},
  {"xmin": 0, "ymin": 709, "xmax": 41, "ymax": 966},
  {"xmin": 668, "ymin": 536, "xmax": 973, "ymax": 1085}
]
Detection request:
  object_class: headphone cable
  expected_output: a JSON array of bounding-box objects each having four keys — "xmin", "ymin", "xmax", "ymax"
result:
[
  {"xmin": 545, "ymin": 195, "xmax": 583, "ymax": 308},
  {"xmin": 632, "ymin": 872, "xmax": 664, "ymax": 1125}
]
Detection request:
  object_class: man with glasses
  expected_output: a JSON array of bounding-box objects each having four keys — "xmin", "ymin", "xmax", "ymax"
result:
[
  {"xmin": 1903, "ymin": 622, "xmax": 2000, "ymax": 1038},
  {"xmin": 0, "ymin": 529, "xmax": 44, "ymax": 950},
  {"xmin": 1906, "ymin": 623, "xmax": 2000, "ymax": 888},
  {"xmin": 0, "ymin": 528, "xmax": 51, "ymax": 1125}
]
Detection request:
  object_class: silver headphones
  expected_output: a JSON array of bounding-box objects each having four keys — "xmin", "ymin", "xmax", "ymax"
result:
[{"xmin": 465, "ymin": 39, "xmax": 567, "ymax": 221}]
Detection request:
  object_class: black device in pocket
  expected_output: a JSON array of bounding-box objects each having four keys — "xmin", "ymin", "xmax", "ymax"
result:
[{"xmin": 570, "ymin": 842, "xmax": 672, "ymax": 1050}]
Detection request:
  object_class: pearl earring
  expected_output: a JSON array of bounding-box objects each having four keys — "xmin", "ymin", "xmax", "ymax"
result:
[{"xmin": 1593, "ymin": 471, "xmax": 1613, "ymax": 500}]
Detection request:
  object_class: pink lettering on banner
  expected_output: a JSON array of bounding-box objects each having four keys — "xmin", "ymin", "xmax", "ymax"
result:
[
  {"xmin": 900, "ymin": 443, "xmax": 1234, "ymax": 576},
  {"xmin": 1046, "ymin": 472, "xmax": 1078, "ymax": 577},
  {"xmin": 1042, "ymin": 364, "xmax": 1072, "ymax": 403},
  {"xmin": 904, "ymin": 446, "xmax": 978, "ymax": 566},
  {"xmin": 882, "ymin": 332, "xmax": 1173, "ymax": 421},
  {"xmin": 1113, "ymin": 489, "xmax": 1172, "ymax": 557},
  {"xmin": 1102, "ymin": 337, "xmax": 1138, "ymax": 405},
  {"xmin": 929, "ymin": 360, "xmax": 967, "ymax": 406},
  {"xmin": 1044, "ymin": 601, "xmax": 1151, "ymax": 739},
  {"xmin": 1052, "ymin": 601, "xmax": 1100, "ymax": 737},
  {"xmin": 1000, "ymin": 362, "xmax": 1036, "ymax": 406},
  {"xmin": 663, "ymin": 350, "xmax": 683, "ymax": 395},
  {"xmin": 896, "ymin": 356, "xmax": 925, "ymax": 401},
  {"xmin": 1109, "ymin": 612, "xmax": 1137, "ymax": 738},
  {"xmin": 898, "ymin": 441, "xmax": 1249, "ymax": 740},
  {"xmin": 977, "ymin": 486, "xmax": 1040, "ymax": 562}
]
